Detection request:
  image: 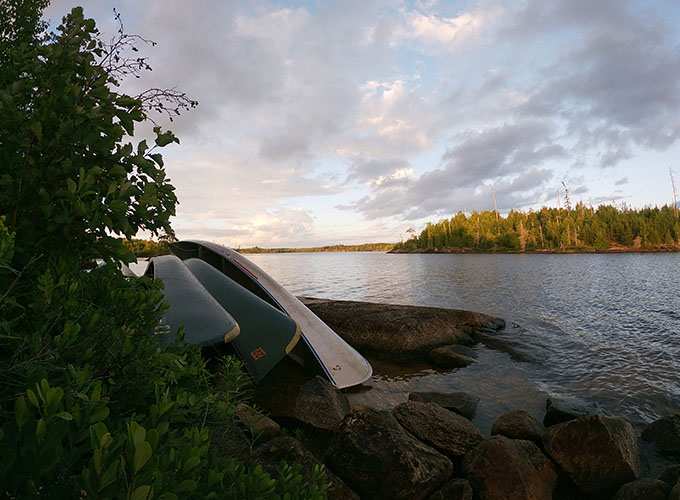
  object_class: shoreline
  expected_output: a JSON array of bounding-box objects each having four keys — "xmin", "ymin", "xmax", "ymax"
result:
[{"xmin": 388, "ymin": 245, "xmax": 680, "ymax": 255}]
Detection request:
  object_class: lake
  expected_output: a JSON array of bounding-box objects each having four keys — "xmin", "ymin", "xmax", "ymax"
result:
[{"xmin": 245, "ymin": 252, "xmax": 680, "ymax": 436}]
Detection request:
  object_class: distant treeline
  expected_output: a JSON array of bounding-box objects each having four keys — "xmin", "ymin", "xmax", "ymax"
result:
[
  {"xmin": 122, "ymin": 238, "xmax": 171, "ymax": 257},
  {"xmin": 240, "ymin": 242, "xmax": 395, "ymax": 253},
  {"xmin": 393, "ymin": 203, "xmax": 680, "ymax": 252}
]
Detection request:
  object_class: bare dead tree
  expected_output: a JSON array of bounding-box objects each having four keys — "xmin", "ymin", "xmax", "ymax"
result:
[{"xmin": 670, "ymin": 166, "xmax": 679, "ymax": 219}]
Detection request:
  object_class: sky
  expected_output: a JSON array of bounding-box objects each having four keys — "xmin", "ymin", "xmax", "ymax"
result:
[{"xmin": 43, "ymin": 0, "xmax": 680, "ymax": 247}]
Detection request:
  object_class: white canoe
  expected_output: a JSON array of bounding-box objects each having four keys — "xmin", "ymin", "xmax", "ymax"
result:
[{"xmin": 171, "ymin": 240, "xmax": 373, "ymax": 389}]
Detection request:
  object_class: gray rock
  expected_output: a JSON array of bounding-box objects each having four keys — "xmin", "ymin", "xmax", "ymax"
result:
[
  {"xmin": 642, "ymin": 413, "xmax": 680, "ymax": 456},
  {"xmin": 409, "ymin": 391, "xmax": 479, "ymax": 420},
  {"xmin": 428, "ymin": 478, "xmax": 473, "ymax": 500},
  {"xmin": 462, "ymin": 435, "xmax": 557, "ymax": 500},
  {"xmin": 543, "ymin": 397, "xmax": 599, "ymax": 427},
  {"xmin": 429, "ymin": 345, "xmax": 477, "ymax": 368},
  {"xmin": 612, "ymin": 478, "xmax": 669, "ymax": 500},
  {"xmin": 491, "ymin": 409, "xmax": 545, "ymax": 445},
  {"xmin": 543, "ymin": 415, "xmax": 646, "ymax": 497},
  {"xmin": 251, "ymin": 436, "xmax": 359, "ymax": 500},
  {"xmin": 326, "ymin": 405, "xmax": 453, "ymax": 500},
  {"xmin": 393, "ymin": 400, "xmax": 484, "ymax": 463},
  {"xmin": 294, "ymin": 375, "xmax": 350, "ymax": 430},
  {"xmin": 298, "ymin": 297, "xmax": 504, "ymax": 361}
]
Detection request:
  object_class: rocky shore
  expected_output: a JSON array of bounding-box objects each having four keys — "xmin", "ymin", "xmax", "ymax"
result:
[{"xmin": 242, "ymin": 298, "xmax": 680, "ymax": 500}]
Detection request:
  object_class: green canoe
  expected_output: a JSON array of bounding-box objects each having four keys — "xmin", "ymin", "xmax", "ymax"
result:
[
  {"xmin": 146, "ymin": 255, "xmax": 240, "ymax": 347},
  {"xmin": 185, "ymin": 258, "xmax": 300, "ymax": 383}
]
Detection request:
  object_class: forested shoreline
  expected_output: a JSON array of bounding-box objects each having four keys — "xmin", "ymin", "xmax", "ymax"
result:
[{"xmin": 393, "ymin": 204, "xmax": 680, "ymax": 253}]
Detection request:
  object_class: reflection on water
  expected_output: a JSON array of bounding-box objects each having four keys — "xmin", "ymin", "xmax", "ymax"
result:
[{"xmin": 248, "ymin": 252, "xmax": 680, "ymax": 430}]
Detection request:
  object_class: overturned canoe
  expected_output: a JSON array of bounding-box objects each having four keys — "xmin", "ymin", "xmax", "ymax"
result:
[
  {"xmin": 145, "ymin": 255, "xmax": 240, "ymax": 347},
  {"xmin": 185, "ymin": 258, "xmax": 301, "ymax": 383},
  {"xmin": 171, "ymin": 240, "xmax": 373, "ymax": 389}
]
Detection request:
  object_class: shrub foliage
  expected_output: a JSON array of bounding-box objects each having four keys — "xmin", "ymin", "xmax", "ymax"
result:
[{"xmin": 0, "ymin": 3, "xmax": 328, "ymax": 498}]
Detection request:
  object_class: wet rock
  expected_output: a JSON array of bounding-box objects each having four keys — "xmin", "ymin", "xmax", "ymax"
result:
[
  {"xmin": 294, "ymin": 375, "xmax": 350, "ymax": 430},
  {"xmin": 491, "ymin": 409, "xmax": 545, "ymax": 445},
  {"xmin": 429, "ymin": 478, "xmax": 473, "ymax": 500},
  {"xmin": 234, "ymin": 403, "xmax": 280, "ymax": 441},
  {"xmin": 612, "ymin": 478, "xmax": 669, "ymax": 500},
  {"xmin": 326, "ymin": 405, "xmax": 453, "ymax": 500},
  {"xmin": 659, "ymin": 464, "xmax": 680, "ymax": 488},
  {"xmin": 543, "ymin": 415, "xmax": 646, "ymax": 496},
  {"xmin": 251, "ymin": 436, "xmax": 359, "ymax": 500},
  {"xmin": 543, "ymin": 397, "xmax": 599, "ymax": 427},
  {"xmin": 641, "ymin": 413, "xmax": 680, "ymax": 456},
  {"xmin": 462, "ymin": 435, "xmax": 557, "ymax": 500},
  {"xmin": 298, "ymin": 297, "xmax": 504, "ymax": 361},
  {"xmin": 393, "ymin": 400, "xmax": 484, "ymax": 463},
  {"xmin": 408, "ymin": 391, "xmax": 479, "ymax": 420},
  {"xmin": 429, "ymin": 345, "xmax": 477, "ymax": 368}
]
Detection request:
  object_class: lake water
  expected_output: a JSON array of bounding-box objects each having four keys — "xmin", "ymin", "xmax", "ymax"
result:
[{"xmin": 245, "ymin": 252, "xmax": 680, "ymax": 436}]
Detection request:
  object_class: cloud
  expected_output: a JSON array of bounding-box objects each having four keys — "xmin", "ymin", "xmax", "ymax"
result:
[{"xmin": 615, "ymin": 177, "xmax": 629, "ymax": 186}]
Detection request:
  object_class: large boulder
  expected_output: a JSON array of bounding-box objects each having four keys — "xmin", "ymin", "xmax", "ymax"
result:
[
  {"xmin": 462, "ymin": 435, "xmax": 557, "ymax": 500},
  {"xmin": 659, "ymin": 464, "xmax": 680, "ymax": 488},
  {"xmin": 393, "ymin": 400, "xmax": 484, "ymax": 463},
  {"xmin": 612, "ymin": 478, "xmax": 669, "ymax": 500},
  {"xmin": 429, "ymin": 345, "xmax": 476, "ymax": 368},
  {"xmin": 326, "ymin": 405, "xmax": 453, "ymax": 500},
  {"xmin": 543, "ymin": 397, "xmax": 599, "ymax": 427},
  {"xmin": 641, "ymin": 413, "xmax": 680, "ymax": 456},
  {"xmin": 409, "ymin": 391, "xmax": 479, "ymax": 420},
  {"xmin": 298, "ymin": 297, "xmax": 504, "ymax": 361},
  {"xmin": 294, "ymin": 376, "xmax": 350, "ymax": 430},
  {"xmin": 543, "ymin": 415, "xmax": 646, "ymax": 496},
  {"xmin": 251, "ymin": 436, "xmax": 359, "ymax": 500},
  {"xmin": 491, "ymin": 409, "xmax": 545, "ymax": 446},
  {"xmin": 429, "ymin": 478, "xmax": 473, "ymax": 500}
]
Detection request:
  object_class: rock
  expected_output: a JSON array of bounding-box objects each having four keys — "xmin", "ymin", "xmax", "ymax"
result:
[
  {"xmin": 659, "ymin": 464, "xmax": 680, "ymax": 488},
  {"xmin": 409, "ymin": 391, "xmax": 479, "ymax": 420},
  {"xmin": 393, "ymin": 400, "xmax": 484, "ymax": 463},
  {"xmin": 491, "ymin": 409, "xmax": 545, "ymax": 445},
  {"xmin": 642, "ymin": 413, "xmax": 680, "ymax": 456},
  {"xmin": 326, "ymin": 405, "xmax": 453, "ymax": 500},
  {"xmin": 294, "ymin": 376, "xmax": 350, "ymax": 430},
  {"xmin": 234, "ymin": 403, "xmax": 280, "ymax": 441},
  {"xmin": 298, "ymin": 297, "xmax": 504, "ymax": 361},
  {"xmin": 251, "ymin": 436, "xmax": 359, "ymax": 500},
  {"xmin": 543, "ymin": 415, "xmax": 646, "ymax": 496},
  {"xmin": 612, "ymin": 478, "xmax": 669, "ymax": 500},
  {"xmin": 671, "ymin": 480, "xmax": 680, "ymax": 500},
  {"xmin": 429, "ymin": 478, "xmax": 473, "ymax": 500},
  {"xmin": 429, "ymin": 345, "xmax": 477, "ymax": 368},
  {"xmin": 462, "ymin": 435, "xmax": 557, "ymax": 500},
  {"xmin": 543, "ymin": 397, "xmax": 599, "ymax": 427}
]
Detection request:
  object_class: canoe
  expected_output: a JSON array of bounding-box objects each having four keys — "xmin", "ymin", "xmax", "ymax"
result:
[
  {"xmin": 171, "ymin": 240, "xmax": 373, "ymax": 389},
  {"xmin": 145, "ymin": 255, "xmax": 240, "ymax": 347},
  {"xmin": 184, "ymin": 258, "xmax": 301, "ymax": 383}
]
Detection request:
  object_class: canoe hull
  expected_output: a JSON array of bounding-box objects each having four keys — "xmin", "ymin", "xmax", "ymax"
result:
[{"xmin": 171, "ymin": 240, "xmax": 373, "ymax": 389}]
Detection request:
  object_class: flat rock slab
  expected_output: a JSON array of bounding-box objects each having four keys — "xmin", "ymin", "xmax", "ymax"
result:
[
  {"xmin": 393, "ymin": 400, "xmax": 484, "ymax": 463},
  {"xmin": 298, "ymin": 297, "xmax": 504, "ymax": 361},
  {"xmin": 408, "ymin": 391, "xmax": 479, "ymax": 420}
]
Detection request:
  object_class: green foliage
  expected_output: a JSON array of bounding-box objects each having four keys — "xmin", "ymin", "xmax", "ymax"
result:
[
  {"xmin": 0, "ymin": 5, "xmax": 178, "ymax": 267},
  {"xmin": 0, "ymin": 4, "xmax": 328, "ymax": 498},
  {"xmin": 122, "ymin": 238, "xmax": 172, "ymax": 258},
  {"xmin": 396, "ymin": 203, "xmax": 680, "ymax": 252},
  {"xmin": 240, "ymin": 242, "xmax": 396, "ymax": 253}
]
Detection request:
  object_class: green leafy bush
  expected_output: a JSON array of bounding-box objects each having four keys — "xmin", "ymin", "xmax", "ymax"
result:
[{"xmin": 0, "ymin": 3, "xmax": 328, "ymax": 498}]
